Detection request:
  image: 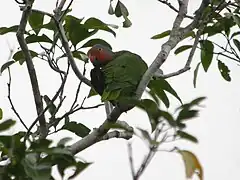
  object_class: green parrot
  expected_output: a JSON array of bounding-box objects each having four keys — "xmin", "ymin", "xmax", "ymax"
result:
[{"xmin": 88, "ymin": 44, "xmax": 148, "ymax": 107}]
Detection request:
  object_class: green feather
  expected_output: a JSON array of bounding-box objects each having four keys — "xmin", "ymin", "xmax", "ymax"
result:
[{"xmin": 101, "ymin": 51, "xmax": 147, "ymax": 102}]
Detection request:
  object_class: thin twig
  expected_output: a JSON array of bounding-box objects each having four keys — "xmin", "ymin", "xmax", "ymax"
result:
[
  {"xmin": 134, "ymin": 129, "xmax": 162, "ymax": 180},
  {"xmin": 4, "ymin": 45, "xmax": 27, "ymax": 129},
  {"xmin": 59, "ymin": 0, "xmax": 74, "ymax": 21},
  {"xmin": 54, "ymin": 22, "xmax": 92, "ymax": 86},
  {"xmin": 161, "ymin": 26, "xmax": 203, "ymax": 79},
  {"xmin": 14, "ymin": 0, "xmax": 25, "ymax": 4},
  {"xmin": 24, "ymin": 68, "xmax": 68, "ymax": 141},
  {"xmin": 52, "ymin": 1, "xmax": 92, "ymax": 87},
  {"xmin": 59, "ymin": 101, "xmax": 104, "ymax": 121},
  {"xmin": 158, "ymin": 0, "xmax": 193, "ymax": 19},
  {"xmin": 7, "ymin": 67, "xmax": 28, "ymax": 131},
  {"xmin": 128, "ymin": 143, "xmax": 135, "ymax": 179},
  {"xmin": 16, "ymin": 1, "xmax": 47, "ymax": 138},
  {"xmin": 70, "ymin": 62, "xmax": 87, "ymax": 110}
]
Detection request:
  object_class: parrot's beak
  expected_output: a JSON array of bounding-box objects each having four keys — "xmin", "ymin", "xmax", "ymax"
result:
[
  {"xmin": 88, "ymin": 55, "xmax": 99, "ymax": 67},
  {"xmin": 88, "ymin": 54, "xmax": 95, "ymax": 62}
]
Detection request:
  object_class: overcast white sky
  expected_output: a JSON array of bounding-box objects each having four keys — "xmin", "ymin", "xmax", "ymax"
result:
[{"xmin": 1, "ymin": 0, "xmax": 240, "ymax": 180}]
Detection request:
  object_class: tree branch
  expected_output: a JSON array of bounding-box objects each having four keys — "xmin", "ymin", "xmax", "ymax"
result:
[
  {"xmin": 69, "ymin": 107, "xmax": 122, "ymax": 154},
  {"xmin": 32, "ymin": 2, "xmax": 92, "ymax": 87},
  {"xmin": 67, "ymin": 0, "xmax": 222, "ymax": 156},
  {"xmin": 161, "ymin": 24, "xmax": 204, "ymax": 79},
  {"xmin": 16, "ymin": 0, "xmax": 47, "ymax": 138},
  {"xmin": 100, "ymin": 130, "xmax": 133, "ymax": 141},
  {"xmin": 136, "ymin": 0, "xmax": 189, "ymax": 98},
  {"xmin": 68, "ymin": 0, "xmax": 191, "ymax": 156},
  {"xmin": 104, "ymin": 102, "xmax": 113, "ymax": 116},
  {"xmin": 53, "ymin": 2, "xmax": 92, "ymax": 87}
]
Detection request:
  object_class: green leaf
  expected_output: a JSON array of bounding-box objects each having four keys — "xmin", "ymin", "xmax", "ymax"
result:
[
  {"xmin": 41, "ymin": 18, "xmax": 56, "ymax": 31},
  {"xmin": 137, "ymin": 128, "xmax": 151, "ymax": 143},
  {"xmin": 115, "ymin": 1, "xmax": 122, "ymax": 17},
  {"xmin": 69, "ymin": 161, "xmax": 91, "ymax": 179},
  {"xmin": 178, "ymin": 150, "xmax": 203, "ymax": 180},
  {"xmin": 151, "ymin": 30, "xmax": 171, "ymax": 39},
  {"xmin": 218, "ymin": 60, "xmax": 231, "ymax": 81},
  {"xmin": 108, "ymin": 1, "xmax": 115, "ymax": 15},
  {"xmin": 72, "ymin": 51, "xmax": 88, "ymax": 62},
  {"xmin": 0, "ymin": 25, "xmax": 20, "ymax": 35},
  {"xmin": 28, "ymin": 11, "xmax": 44, "ymax": 34},
  {"xmin": 233, "ymin": 38, "xmax": 240, "ymax": 52},
  {"xmin": 193, "ymin": 62, "xmax": 201, "ymax": 88},
  {"xmin": 81, "ymin": 38, "xmax": 112, "ymax": 50},
  {"xmin": 13, "ymin": 50, "xmax": 38, "ymax": 65},
  {"xmin": 202, "ymin": 25, "xmax": 221, "ymax": 37},
  {"xmin": 137, "ymin": 99, "xmax": 161, "ymax": 132},
  {"xmin": 146, "ymin": 90, "xmax": 160, "ymax": 106},
  {"xmin": 64, "ymin": 15, "xmax": 96, "ymax": 47},
  {"xmin": 62, "ymin": 122, "xmax": 90, "ymax": 137},
  {"xmin": 43, "ymin": 95, "xmax": 57, "ymax": 116},
  {"xmin": 59, "ymin": 51, "xmax": 88, "ymax": 62},
  {"xmin": 232, "ymin": 15, "xmax": 240, "ymax": 28},
  {"xmin": 30, "ymin": 139, "xmax": 52, "ymax": 149},
  {"xmin": 175, "ymin": 97, "xmax": 205, "ymax": 127},
  {"xmin": 160, "ymin": 110, "xmax": 177, "ymax": 127},
  {"xmin": 230, "ymin": 31, "xmax": 240, "ymax": 39},
  {"xmin": 123, "ymin": 16, "xmax": 132, "ymax": 28},
  {"xmin": 174, "ymin": 45, "xmax": 192, "ymax": 55},
  {"xmin": 0, "ymin": 119, "xmax": 16, "ymax": 132},
  {"xmin": 0, "ymin": 132, "xmax": 26, "ymax": 155},
  {"xmin": 57, "ymin": 137, "xmax": 72, "ymax": 147},
  {"xmin": 26, "ymin": 34, "xmax": 52, "ymax": 44},
  {"xmin": 55, "ymin": 155, "xmax": 75, "ymax": 177},
  {"xmin": 177, "ymin": 97, "xmax": 206, "ymax": 111},
  {"xmin": 200, "ymin": 40, "xmax": 214, "ymax": 72},
  {"xmin": 0, "ymin": 60, "xmax": 15, "ymax": 74},
  {"xmin": 222, "ymin": 16, "xmax": 235, "ymax": 36},
  {"xmin": 65, "ymin": 15, "xmax": 84, "ymax": 24},
  {"xmin": 203, "ymin": 17, "xmax": 235, "ymax": 37},
  {"xmin": 154, "ymin": 88, "xmax": 169, "ymax": 108},
  {"xmin": 115, "ymin": 1, "xmax": 129, "ymax": 17},
  {"xmin": 177, "ymin": 109, "xmax": 199, "ymax": 123},
  {"xmin": 190, "ymin": 97, "xmax": 206, "ymax": 106},
  {"xmin": 0, "ymin": 108, "xmax": 2, "ymax": 120},
  {"xmin": 84, "ymin": 17, "xmax": 116, "ymax": 37},
  {"xmin": 177, "ymin": 130, "xmax": 198, "ymax": 143},
  {"xmin": 22, "ymin": 155, "xmax": 51, "ymax": 180},
  {"xmin": 183, "ymin": 31, "xmax": 195, "ymax": 40},
  {"xmin": 148, "ymin": 79, "xmax": 182, "ymax": 105},
  {"xmin": 114, "ymin": 1, "xmax": 131, "ymax": 27}
]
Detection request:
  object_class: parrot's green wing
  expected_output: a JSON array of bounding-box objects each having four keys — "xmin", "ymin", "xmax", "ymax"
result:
[{"xmin": 101, "ymin": 51, "xmax": 148, "ymax": 102}]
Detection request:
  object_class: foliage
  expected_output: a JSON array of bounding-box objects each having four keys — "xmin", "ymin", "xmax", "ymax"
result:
[{"xmin": 0, "ymin": 120, "xmax": 90, "ymax": 179}]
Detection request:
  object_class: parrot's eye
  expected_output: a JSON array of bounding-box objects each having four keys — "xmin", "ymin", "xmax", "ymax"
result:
[{"xmin": 98, "ymin": 48, "xmax": 102, "ymax": 51}]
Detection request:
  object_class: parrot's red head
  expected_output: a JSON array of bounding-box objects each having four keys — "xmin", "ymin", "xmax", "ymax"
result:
[{"xmin": 87, "ymin": 44, "xmax": 114, "ymax": 67}]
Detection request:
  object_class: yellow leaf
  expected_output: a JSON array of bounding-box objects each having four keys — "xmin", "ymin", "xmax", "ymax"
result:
[{"xmin": 178, "ymin": 150, "xmax": 203, "ymax": 180}]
